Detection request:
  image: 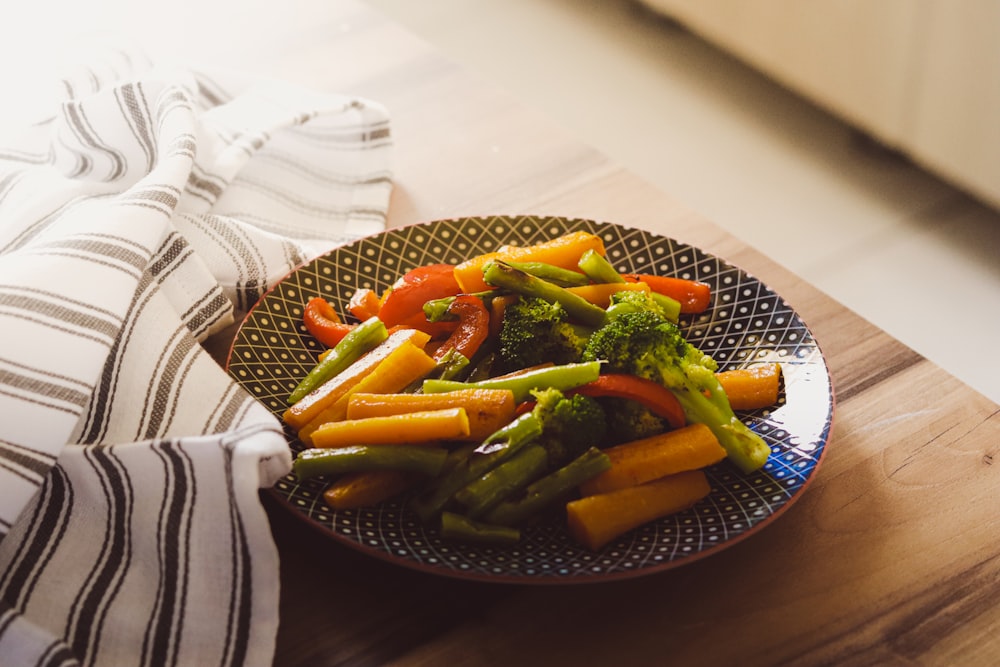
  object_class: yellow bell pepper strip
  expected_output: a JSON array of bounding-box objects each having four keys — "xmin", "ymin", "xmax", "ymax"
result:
[
  {"xmin": 622, "ymin": 273, "xmax": 712, "ymax": 314},
  {"xmin": 302, "ymin": 297, "xmax": 356, "ymax": 347},
  {"xmin": 432, "ymin": 294, "xmax": 490, "ymax": 362},
  {"xmin": 286, "ymin": 316, "xmax": 388, "ymax": 405},
  {"xmin": 377, "ymin": 263, "xmax": 462, "ymax": 328},
  {"xmin": 570, "ymin": 374, "xmax": 687, "ymax": 430}
]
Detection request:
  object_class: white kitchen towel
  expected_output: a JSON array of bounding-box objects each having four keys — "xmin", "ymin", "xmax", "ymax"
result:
[{"xmin": 0, "ymin": 50, "xmax": 392, "ymax": 666}]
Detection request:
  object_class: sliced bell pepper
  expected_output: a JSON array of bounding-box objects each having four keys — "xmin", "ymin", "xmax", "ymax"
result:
[
  {"xmin": 622, "ymin": 273, "xmax": 711, "ymax": 314},
  {"xmin": 348, "ymin": 288, "xmax": 381, "ymax": 321},
  {"xmin": 433, "ymin": 294, "xmax": 490, "ymax": 361},
  {"xmin": 572, "ymin": 373, "xmax": 686, "ymax": 430},
  {"xmin": 303, "ymin": 297, "xmax": 356, "ymax": 347},
  {"xmin": 377, "ymin": 263, "xmax": 462, "ymax": 327}
]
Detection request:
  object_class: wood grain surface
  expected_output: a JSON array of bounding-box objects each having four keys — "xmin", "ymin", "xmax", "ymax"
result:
[{"xmin": 220, "ymin": 4, "xmax": 999, "ymax": 665}]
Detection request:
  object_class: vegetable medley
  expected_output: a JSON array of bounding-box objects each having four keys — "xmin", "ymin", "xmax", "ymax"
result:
[{"xmin": 282, "ymin": 231, "xmax": 782, "ymax": 550}]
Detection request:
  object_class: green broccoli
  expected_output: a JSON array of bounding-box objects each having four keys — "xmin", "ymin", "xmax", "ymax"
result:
[
  {"xmin": 529, "ymin": 387, "xmax": 607, "ymax": 469},
  {"xmin": 605, "ymin": 287, "xmax": 682, "ymax": 323},
  {"xmin": 496, "ymin": 296, "xmax": 594, "ymax": 373},
  {"xmin": 581, "ymin": 310, "xmax": 771, "ymax": 472},
  {"xmin": 597, "ymin": 396, "xmax": 670, "ymax": 445}
]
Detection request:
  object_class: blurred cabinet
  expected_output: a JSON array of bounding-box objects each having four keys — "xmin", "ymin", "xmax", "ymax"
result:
[{"xmin": 640, "ymin": 0, "xmax": 1000, "ymax": 209}]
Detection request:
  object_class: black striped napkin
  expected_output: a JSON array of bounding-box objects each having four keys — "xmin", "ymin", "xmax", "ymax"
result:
[{"xmin": 0, "ymin": 51, "xmax": 392, "ymax": 666}]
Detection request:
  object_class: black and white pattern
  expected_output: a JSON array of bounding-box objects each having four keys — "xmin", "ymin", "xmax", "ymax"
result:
[{"xmin": 0, "ymin": 50, "xmax": 392, "ymax": 666}]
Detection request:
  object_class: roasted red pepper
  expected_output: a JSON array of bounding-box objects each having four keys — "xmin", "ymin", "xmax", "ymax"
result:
[
  {"xmin": 432, "ymin": 294, "xmax": 489, "ymax": 361},
  {"xmin": 377, "ymin": 264, "xmax": 462, "ymax": 327},
  {"xmin": 347, "ymin": 288, "xmax": 381, "ymax": 321},
  {"xmin": 572, "ymin": 373, "xmax": 686, "ymax": 430},
  {"xmin": 303, "ymin": 297, "xmax": 356, "ymax": 347},
  {"xmin": 622, "ymin": 273, "xmax": 712, "ymax": 314}
]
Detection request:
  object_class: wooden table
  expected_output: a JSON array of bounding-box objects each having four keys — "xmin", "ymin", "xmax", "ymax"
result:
[{"xmin": 211, "ymin": 3, "xmax": 999, "ymax": 665}]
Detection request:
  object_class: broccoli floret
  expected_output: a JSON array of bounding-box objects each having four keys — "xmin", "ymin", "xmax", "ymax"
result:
[
  {"xmin": 530, "ymin": 387, "xmax": 607, "ymax": 469},
  {"xmin": 598, "ymin": 396, "xmax": 669, "ymax": 445},
  {"xmin": 497, "ymin": 296, "xmax": 593, "ymax": 373},
  {"xmin": 605, "ymin": 289, "xmax": 672, "ymax": 321},
  {"xmin": 581, "ymin": 310, "xmax": 770, "ymax": 473}
]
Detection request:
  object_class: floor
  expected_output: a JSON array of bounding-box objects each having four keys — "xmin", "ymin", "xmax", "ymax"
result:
[{"xmin": 363, "ymin": 0, "xmax": 1000, "ymax": 404}]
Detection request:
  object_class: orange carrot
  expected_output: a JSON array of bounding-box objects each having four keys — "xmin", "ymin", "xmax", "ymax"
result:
[
  {"xmin": 323, "ymin": 470, "xmax": 421, "ymax": 509},
  {"xmin": 566, "ymin": 470, "xmax": 711, "ymax": 550},
  {"xmin": 622, "ymin": 273, "xmax": 711, "ymax": 313},
  {"xmin": 296, "ymin": 340, "xmax": 438, "ymax": 444},
  {"xmin": 578, "ymin": 423, "xmax": 725, "ymax": 496},
  {"xmin": 717, "ymin": 362, "xmax": 782, "ymax": 410},
  {"xmin": 345, "ymin": 389, "xmax": 516, "ymax": 442},
  {"xmin": 453, "ymin": 231, "xmax": 606, "ymax": 293},
  {"xmin": 310, "ymin": 408, "xmax": 471, "ymax": 448},
  {"xmin": 283, "ymin": 328, "xmax": 431, "ymax": 430}
]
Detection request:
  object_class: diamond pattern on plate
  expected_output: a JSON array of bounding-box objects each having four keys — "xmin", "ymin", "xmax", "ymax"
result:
[{"xmin": 228, "ymin": 216, "xmax": 833, "ymax": 582}]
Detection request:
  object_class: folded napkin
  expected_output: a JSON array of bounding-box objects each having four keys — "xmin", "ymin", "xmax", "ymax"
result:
[{"xmin": 0, "ymin": 50, "xmax": 392, "ymax": 666}]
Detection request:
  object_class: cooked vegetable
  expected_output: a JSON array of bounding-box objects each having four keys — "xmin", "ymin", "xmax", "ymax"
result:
[
  {"xmin": 481, "ymin": 261, "xmax": 608, "ymax": 328},
  {"xmin": 310, "ymin": 408, "xmax": 471, "ymax": 449},
  {"xmin": 622, "ymin": 273, "xmax": 711, "ymax": 314},
  {"xmin": 528, "ymin": 387, "xmax": 607, "ymax": 469},
  {"xmin": 578, "ymin": 423, "xmax": 726, "ymax": 496},
  {"xmin": 564, "ymin": 281, "xmax": 649, "ymax": 308},
  {"xmin": 439, "ymin": 512, "xmax": 521, "ymax": 545},
  {"xmin": 345, "ymin": 388, "xmax": 516, "ymax": 442},
  {"xmin": 716, "ymin": 362, "xmax": 782, "ymax": 411},
  {"xmin": 432, "ymin": 294, "xmax": 489, "ymax": 361},
  {"xmin": 286, "ymin": 315, "xmax": 389, "ymax": 405},
  {"xmin": 505, "ymin": 261, "xmax": 590, "ymax": 286},
  {"xmin": 302, "ymin": 296, "xmax": 357, "ymax": 347},
  {"xmin": 485, "ymin": 447, "xmax": 611, "ymax": 527},
  {"xmin": 582, "ymin": 310, "xmax": 771, "ymax": 473},
  {"xmin": 495, "ymin": 296, "xmax": 593, "ymax": 373},
  {"xmin": 566, "ymin": 470, "xmax": 711, "ymax": 550},
  {"xmin": 378, "ymin": 263, "xmax": 462, "ymax": 327},
  {"xmin": 453, "ymin": 230, "xmax": 606, "ymax": 293},
  {"xmin": 422, "ymin": 360, "xmax": 602, "ymax": 404},
  {"xmin": 296, "ymin": 337, "xmax": 438, "ymax": 443},
  {"xmin": 453, "ymin": 444, "xmax": 549, "ymax": 518},
  {"xmin": 323, "ymin": 470, "xmax": 421, "ymax": 509},
  {"xmin": 347, "ymin": 288, "xmax": 381, "ymax": 321},
  {"xmin": 293, "ymin": 445, "xmax": 449, "ymax": 479},
  {"xmin": 577, "ymin": 248, "xmax": 625, "ymax": 284},
  {"xmin": 571, "ymin": 373, "xmax": 685, "ymax": 431},
  {"xmin": 283, "ymin": 327, "xmax": 429, "ymax": 430}
]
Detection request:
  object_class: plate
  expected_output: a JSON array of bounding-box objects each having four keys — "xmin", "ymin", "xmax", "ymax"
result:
[{"xmin": 227, "ymin": 215, "xmax": 833, "ymax": 583}]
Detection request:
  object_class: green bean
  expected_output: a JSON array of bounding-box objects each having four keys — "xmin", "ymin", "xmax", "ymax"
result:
[
  {"xmin": 293, "ymin": 445, "xmax": 448, "ymax": 480},
  {"xmin": 287, "ymin": 316, "xmax": 388, "ymax": 405},
  {"xmin": 439, "ymin": 512, "xmax": 521, "ymax": 545},
  {"xmin": 481, "ymin": 261, "xmax": 608, "ymax": 328},
  {"xmin": 577, "ymin": 249, "xmax": 626, "ymax": 284},
  {"xmin": 421, "ymin": 361, "xmax": 602, "ymax": 404}
]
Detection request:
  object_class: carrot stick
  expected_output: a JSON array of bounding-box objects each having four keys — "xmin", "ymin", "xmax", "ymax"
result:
[
  {"xmin": 346, "ymin": 389, "xmax": 516, "ymax": 442},
  {"xmin": 323, "ymin": 470, "xmax": 420, "ymax": 509},
  {"xmin": 716, "ymin": 362, "xmax": 782, "ymax": 410},
  {"xmin": 283, "ymin": 328, "xmax": 431, "ymax": 430},
  {"xmin": 296, "ymin": 340, "xmax": 438, "ymax": 444},
  {"xmin": 578, "ymin": 423, "xmax": 725, "ymax": 496},
  {"xmin": 622, "ymin": 273, "xmax": 711, "ymax": 313},
  {"xmin": 454, "ymin": 231, "xmax": 606, "ymax": 293},
  {"xmin": 310, "ymin": 408, "xmax": 471, "ymax": 448},
  {"xmin": 566, "ymin": 470, "xmax": 711, "ymax": 550}
]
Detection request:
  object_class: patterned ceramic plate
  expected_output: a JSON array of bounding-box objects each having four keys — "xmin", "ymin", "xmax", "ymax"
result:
[{"xmin": 227, "ymin": 216, "xmax": 833, "ymax": 583}]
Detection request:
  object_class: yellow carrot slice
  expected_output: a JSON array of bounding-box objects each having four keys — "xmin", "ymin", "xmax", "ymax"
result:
[
  {"xmin": 283, "ymin": 328, "xmax": 431, "ymax": 430},
  {"xmin": 311, "ymin": 408, "xmax": 471, "ymax": 448},
  {"xmin": 565, "ymin": 281, "xmax": 650, "ymax": 308},
  {"xmin": 323, "ymin": 470, "xmax": 421, "ymax": 510},
  {"xmin": 566, "ymin": 470, "xmax": 711, "ymax": 550},
  {"xmin": 346, "ymin": 389, "xmax": 516, "ymax": 442},
  {"xmin": 296, "ymin": 340, "xmax": 437, "ymax": 444},
  {"xmin": 716, "ymin": 362, "xmax": 782, "ymax": 411},
  {"xmin": 453, "ymin": 231, "xmax": 606, "ymax": 293},
  {"xmin": 578, "ymin": 423, "xmax": 726, "ymax": 496}
]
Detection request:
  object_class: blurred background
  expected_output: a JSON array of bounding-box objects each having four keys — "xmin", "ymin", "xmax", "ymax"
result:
[
  {"xmin": 2, "ymin": 0, "xmax": 998, "ymax": 403},
  {"xmin": 364, "ymin": 0, "xmax": 1000, "ymax": 403}
]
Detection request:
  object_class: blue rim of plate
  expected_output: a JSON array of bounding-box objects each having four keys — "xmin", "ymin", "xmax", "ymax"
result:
[{"xmin": 226, "ymin": 215, "xmax": 833, "ymax": 584}]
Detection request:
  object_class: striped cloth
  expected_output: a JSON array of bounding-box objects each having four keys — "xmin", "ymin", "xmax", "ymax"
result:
[{"xmin": 0, "ymin": 51, "xmax": 392, "ymax": 666}]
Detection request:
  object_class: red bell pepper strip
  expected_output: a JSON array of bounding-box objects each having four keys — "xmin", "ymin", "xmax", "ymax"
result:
[
  {"xmin": 432, "ymin": 294, "xmax": 489, "ymax": 361},
  {"xmin": 303, "ymin": 297, "xmax": 356, "ymax": 347},
  {"xmin": 622, "ymin": 273, "xmax": 712, "ymax": 314},
  {"xmin": 348, "ymin": 288, "xmax": 381, "ymax": 321},
  {"xmin": 571, "ymin": 373, "xmax": 686, "ymax": 430},
  {"xmin": 377, "ymin": 264, "xmax": 462, "ymax": 327}
]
